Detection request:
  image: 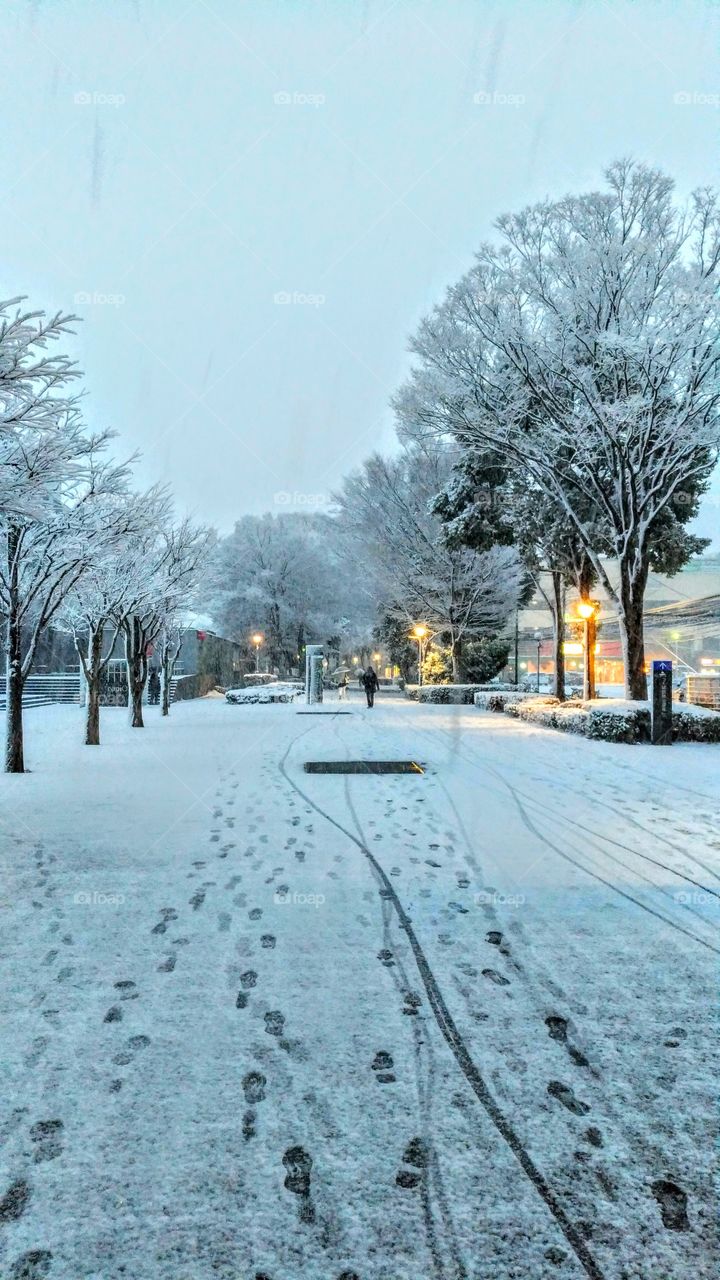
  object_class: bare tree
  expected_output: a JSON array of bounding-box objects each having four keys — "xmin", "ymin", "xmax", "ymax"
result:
[{"xmin": 396, "ymin": 162, "xmax": 720, "ymax": 697}]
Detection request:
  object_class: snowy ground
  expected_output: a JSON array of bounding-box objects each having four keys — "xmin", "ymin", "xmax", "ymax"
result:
[{"xmin": 1, "ymin": 693, "xmax": 717, "ymax": 1280}]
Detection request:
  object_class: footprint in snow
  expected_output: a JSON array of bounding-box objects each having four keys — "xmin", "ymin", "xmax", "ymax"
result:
[
  {"xmin": 30, "ymin": 1119, "xmax": 64, "ymax": 1163},
  {"xmin": 8, "ymin": 1251, "xmax": 53, "ymax": 1279},
  {"xmin": 482, "ymin": 969, "xmax": 510, "ymax": 987},
  {"xmin": 371, "ymin": 1051, "xmax": 396, "ymax": 1084},
  {"xmin": 396, "ymin": 1137, "xmax": 429, "ymax": 1189},
  {"xmin": 112, "ymin": 1035, "xmax": 150, "ymax": 1067},
  {"xmin": 261, "ymin": 934, "xmax": 276, "ymax": 949},
  {"xmin": 651, "ymin": 1180, "xmax": 690, "ymax": 1231},
  {"xmin": 189, "ymin": 888, "xmax": 207, "ymax": 911},
  {"xmin": 23, "ymin": 1037, "xmax": 49, "ymax": 1069},
  {"xmin": 151, "ymin": 908, "xmax": 178, "ymax": 935},
  {"xmin": 425, "ymin": 859, "xmax": 441, "ymax": 868},
  {"xmin": 282, "ymin": 1145, "xmax": 314, "ymax": 1220},
  {"xmin": 486, "ymin": 930, "xmax": 503, "ymax": 946},
  {"xmin": 218, "ymin": 912, "xmax": 231, "ymax": 933},
  {"xmin": 249, "ymin": 908, "xmax": 263, "ymax": 920},
  {"xmin": 114, "ymin": 980, "xmax": 137, "ymax": 1001},
  {"xmin": 0, "ymin": 1179, "xmax": 31, "ymax": 1222},
  {"xmin": 240, "ymin": 970, "xmax": 257, "ymax": 989},
  {"xmin": 377, "ymin": 949, "xmax": 394, "ymax": 967},
  {"xmin": 103, "ymin": 1005, "xmax": 123, "ymax": 1023},
  {"xmin": 664, "ymin": 1028, "xmax": 688, "ymax": 1048},
  {"xmin": 242, "ymin": 1071, "xmax": 267, "ymax": 1104},
  {"xmin": 547, "ymin": 1081, "xmax": 590, "ymax": 1116},
  {"xmin": 448, "ymin": 901, "xmax": 468, "ymax": 914},
  {"xmin": 157, "ymin": 953, "xmax": 176, "ymax": 973},
  {"xmin": 265, "ymin": 1010, "xmax": 285, "ymax": 1037}
]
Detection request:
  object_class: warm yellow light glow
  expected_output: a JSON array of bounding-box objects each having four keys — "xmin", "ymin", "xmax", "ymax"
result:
[
  {"xmin": 563, "ymin": 642, "xmax": 583, "ymax": 655},
  {"xmin": 372, "ymin": 652, "xmax": 381, "ymax": 662},
  {"xmin": 412, "ymin": 624, "xmax": 428, "ymax": 639},
  {"xmin": 352, "ymin": 656, "xmax": 359, "ymax": 664},
  {"xmin": 251, "ymin": 633, "xmax": 264, "ymax": 646},
  {"xmin": 577, "ymin": 600, "xmax": 596, "ymax": 620}
]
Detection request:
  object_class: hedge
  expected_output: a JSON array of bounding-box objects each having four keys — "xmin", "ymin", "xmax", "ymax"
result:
[{"xmin": 484, "ymin": 695, "xmax": 720, "ymax": 744}]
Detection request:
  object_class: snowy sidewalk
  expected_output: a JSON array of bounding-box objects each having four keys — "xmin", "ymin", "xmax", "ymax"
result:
[{"xmin": 0, "ymin": 698, "xmax": 717, "ymax": 1279}]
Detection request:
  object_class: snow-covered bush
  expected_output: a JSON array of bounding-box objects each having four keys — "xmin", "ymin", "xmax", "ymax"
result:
[
  {"xmin": 226, "ymin": 682, "xmax": 302, "ymax": 705},
  {"xmin": 474, "ymin": 690, "xmax": 533, "ymax": 712},
  {"xmin": 415, "ymin": 684, "xmax": 488, "ymax": 705},
  {"xmin": 584, "ymin": 706, "xmax": 650, "ymax": 744},
  {"xmin": 671, "ymin": 708, "xmax": 720, "ymax": 744}
]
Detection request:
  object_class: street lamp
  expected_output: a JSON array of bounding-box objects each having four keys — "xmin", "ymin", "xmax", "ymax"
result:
[
  {"xmin": 411, "ymin": 624, "xmax": 428, "ymax": 687},
  {"xmin": 251, "ymin": 632, "xmax": 264, "ymax": 672},
  {"xmin": 533, "ymin": 630, "xmax": 543, "ymax": 693},
  {"xmin": 576, "ymin": 600, "xmax": 598, "ymax": 700}
]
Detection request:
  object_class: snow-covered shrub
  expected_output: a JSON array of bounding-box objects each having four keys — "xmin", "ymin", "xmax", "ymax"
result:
[
  {"xmin": 671, "ymin": 708, "xmax": 720, "ymax": 743},
  {"xmin": 474, "ymin": 690, "xmax": 532, "ymax": 712},
  {"xmin": 416, "ymin": 684, "xmax": 487, "ymax": 705},
  {"xmin": 584, "ymin": 706, "xmax": 650, "ymax": 743}
]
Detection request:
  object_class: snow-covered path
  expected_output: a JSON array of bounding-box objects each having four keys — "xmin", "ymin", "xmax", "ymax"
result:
[{"xmin": 1, "ymin": 696, "xmax": 717, "ymax": 1280}]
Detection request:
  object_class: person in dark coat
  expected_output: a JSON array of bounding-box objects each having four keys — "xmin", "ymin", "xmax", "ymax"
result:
[
  {"xmin": 148, "ymin": 669, "xmax": 161, "ymax": 705},
  {"xmin": 363, "ymin": 665, "xmax": 379, "ymax": 708}
]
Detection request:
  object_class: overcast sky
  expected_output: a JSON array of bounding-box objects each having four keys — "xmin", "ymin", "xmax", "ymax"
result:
[{"xmin": 1, "ymin": 0, "xmax": 718, "ymax": 541}]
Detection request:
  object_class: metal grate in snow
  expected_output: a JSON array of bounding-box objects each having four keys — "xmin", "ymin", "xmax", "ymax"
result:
[{"xmin": 303, "ymin": 760, "xmax": 424, "ymax": 774}]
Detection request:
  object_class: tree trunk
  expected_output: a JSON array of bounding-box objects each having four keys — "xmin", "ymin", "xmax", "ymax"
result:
[
  {"xmin": 83, "ymin": 626, "xmax": 104, "ymax": 746},
  {"xmin": 551, "ymin": 571, "xmax": 566, "ymax": 702},
  {"xmin": 450, "ymin": 634, "xmax": 463, "ymax": 684},
  {"xmin": 4, "ymin": 527, "xmax": 25, "ymax": 774},
  {"xmin": 161, "ymin": 659, "xmax": 171, "ymax": 717},
  {"xmin": 125, "ymin": 617, "xmax": 147, "ymax": 728},
  {"xmin": 5, "ymin": 612, "xmax": 24, "ymax": 774},
  {"xmin": 618, "ymin": 559, "xmax": 648, "ymax": 700}
]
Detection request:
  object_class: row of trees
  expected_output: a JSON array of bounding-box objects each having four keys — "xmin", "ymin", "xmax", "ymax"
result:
[
  {"xmin": 392, "ymin": 161, "xmax": 720, "ymax": 699},
  {"xmin": 1, "ymin": 299, "xmax": 210, "ymax": 772},
  {"xmin": 207, "ymin": 511, "xmax": 374, "ymax": 670}
]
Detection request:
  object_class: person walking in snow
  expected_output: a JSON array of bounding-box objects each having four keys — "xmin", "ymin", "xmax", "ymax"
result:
[
  {"xmin": 363, "ymin": 665, "xmax": 379, "ymax": 708},
  {"xmin": 148, "ymin": 669, "xmax": 161, "ymax": 706},
  {"xmin": 338, "ymin": 673, "xmax": 349, "ymax": 701}
]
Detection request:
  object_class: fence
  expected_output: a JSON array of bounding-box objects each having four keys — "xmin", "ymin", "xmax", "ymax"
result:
[{"xmin": 0, "ymin": 671, "xmax": 82, "ymax": 710}]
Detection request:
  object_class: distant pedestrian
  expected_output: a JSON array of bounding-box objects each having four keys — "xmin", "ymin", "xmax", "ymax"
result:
[
  {"xmin": 338, "ymin": 673, "xmax": 349, "ymax": 701},
  {"xmin": 148, "ymin": 669, "xmax": 161, "ymax": 705},
  {"xmin": 363, "ymin": 665, "xmax": 379, "ymax": 708},
  {"xmin": 357, "ymin": 668, "xmax": 366, "ymax": 690}
]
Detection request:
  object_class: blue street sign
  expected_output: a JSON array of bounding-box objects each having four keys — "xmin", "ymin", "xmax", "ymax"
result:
[{"xmin": 653, "ymin": 660, "xmax": 672, "ymax": 673}]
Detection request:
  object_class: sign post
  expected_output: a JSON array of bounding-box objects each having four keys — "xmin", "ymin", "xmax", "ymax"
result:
[{"xmin": 651, "ymin": 660, "xmax": 673, "ymax": 746}]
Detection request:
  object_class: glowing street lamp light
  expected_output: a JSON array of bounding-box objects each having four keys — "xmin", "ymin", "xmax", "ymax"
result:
[
  {"xmin": 411, "ymin": 624, "xmax": 428, "ymax": 687},
  {"xmin": 251, "ymin": 632, "xmax": 264, "ymax": 672},
  {"xmin": 576, "ymin": 600, "xmax": 599, "ymax": 700}
]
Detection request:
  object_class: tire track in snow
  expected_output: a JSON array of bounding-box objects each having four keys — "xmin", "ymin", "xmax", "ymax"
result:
[
  {"xmin": 403, "ymin": 713, "xmax": 720, "ymax": 955},
  {"xmin": 279, "ymin": 725, "xmax": 608, "ymax": 1280}
]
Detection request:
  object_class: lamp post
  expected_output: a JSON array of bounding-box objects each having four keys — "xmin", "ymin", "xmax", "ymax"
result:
[
  {"xmin": 411, "ymin": 625, "xmax": 428, "ymax": 687},
  {"xmin": 251, "ymin": 632, "xmax": 264, "ymax": 672},
  {"xmin": 576, "ymin": 601, "xmax": 598, "ymax": 700},
  {"xmin": 533, "ymin": 630, "xmax": 543, "ymax": 693}
]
